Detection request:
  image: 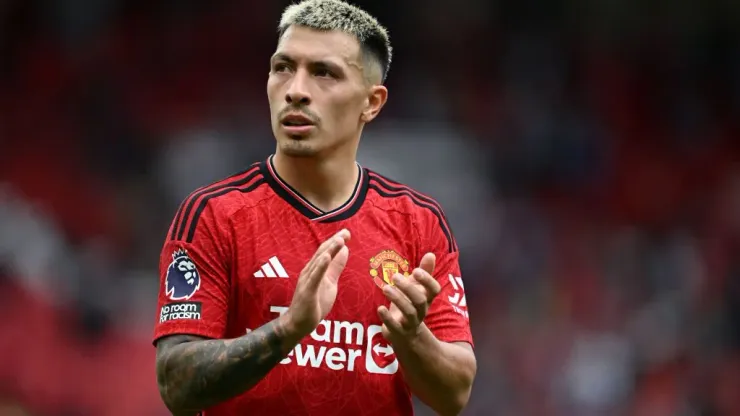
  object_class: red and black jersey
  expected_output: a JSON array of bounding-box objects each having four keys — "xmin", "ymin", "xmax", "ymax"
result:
[{"xmin": 154, "ymin": 155, "xmax": 473, "ymax": 416}]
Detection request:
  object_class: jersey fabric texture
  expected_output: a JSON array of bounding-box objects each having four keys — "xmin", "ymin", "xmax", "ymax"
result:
[{"xmin": 154, "ymin": 155, "xmax": 473, "ymax": 416}]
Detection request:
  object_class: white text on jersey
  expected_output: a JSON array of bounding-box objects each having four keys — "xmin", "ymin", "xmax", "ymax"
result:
[{"xmin": 269, "ymin": 306, "xmax": 398, "ymax": 375}]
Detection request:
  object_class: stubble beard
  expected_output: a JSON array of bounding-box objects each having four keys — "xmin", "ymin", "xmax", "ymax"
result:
[{"xmin": 278, "ymin": 135, "xmax": 321, "ymax": 158}]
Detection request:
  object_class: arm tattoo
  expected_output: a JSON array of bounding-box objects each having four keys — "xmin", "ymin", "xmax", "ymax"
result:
[{"xmin": 155, "ymin": 319, "xmax": 299, "ymax": 415}]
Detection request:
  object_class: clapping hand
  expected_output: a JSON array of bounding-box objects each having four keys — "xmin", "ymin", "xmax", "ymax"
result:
[
  {"xmin": 377, "ymin": 253, "xmax": 441, "ymax": 344},
  {"xmin": 286, "ymin": 229, "xmax": 351, "ymax": 336}
]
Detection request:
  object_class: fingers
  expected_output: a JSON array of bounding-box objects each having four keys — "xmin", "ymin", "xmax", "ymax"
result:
[
  {"xmin": 312, "ymin": 229, "xmax": 350, "ymax": 262},
  {"xmin": 410, "ymin": 267, "xmax": 441, "ymax": 302},
  {"xmin": 377, "ymin": 254, "xmax": 442, "ymax": 340},
  {"xmin": 382, "ymin": 275, "xmax": 424, "ymax": 328},
  {"xmin": 377, "ymin": 305, "xmax": 404, "ymax": 335},
  {"xmin": 392, "ymin": 274, "xmax": 428, "ymax": 314},
  {"xmin": 333, "ymin": 245, "xmax": 349, "ymax": 269},
  {"xmin": 322, "ymin": 234, "xmax": 348, "ymax": 263},
  {"xmin": 418, "ymin": 252, "xmax": 436, "ymax": 276},
  {"xmin": 304, "ymin": 229, "xmax": 350, "ymax": 277},
  {"xmin": 307, "ymin": 251, "xmax": 332, "ymax": 287},
  {"xmin": 325, "ymin": 245, "xmax": 349, "ymax": 284},
  {"xmin": 305, "ymin": 229, "xmax": 351, "ymax": 287}
]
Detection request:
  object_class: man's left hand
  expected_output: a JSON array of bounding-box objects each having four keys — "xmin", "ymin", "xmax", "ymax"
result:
[{"xmin": 377, "ymin": 252, "xmax": 441, "ymax": 343}]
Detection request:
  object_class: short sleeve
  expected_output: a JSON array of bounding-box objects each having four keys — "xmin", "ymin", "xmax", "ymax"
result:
[
  {"xmin": 419, "ymin": 211, "xmax": 474, "ymax": 347},
  {"xmin": 153, "ymin": 200, "xmax": 231, "ymax": 345}
]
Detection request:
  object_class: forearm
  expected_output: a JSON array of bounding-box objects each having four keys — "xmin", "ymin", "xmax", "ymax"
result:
[
  {"xmin": 392, "ymin": 325, "xmax": 476, "ymax": 416},
  {"xmin": 155, "ymin": 315, "xmax": 302, "ymax": 415}
]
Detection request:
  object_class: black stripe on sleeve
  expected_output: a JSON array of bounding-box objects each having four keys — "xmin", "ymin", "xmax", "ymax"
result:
[
  {"xmin": 368, "ymin": 173, "xmax": 458, "ymax": 252},
  {"xmin": 185, "ymin": 178, "xmax": 266, "ymax": 243},
  {"xmin": 170, "ymin": 164, "xmax": 260, "ymax": 241},
  {"xmin": 174, "ymin": 167, "xmax": 261, "ymax": 241},
  {"xmin": 368, "ymin": 172, "xmax": 448, "ymax": 216},
  {"xmin": 368, "ymin": 182, "xmax": 457, "ymax": 253}
]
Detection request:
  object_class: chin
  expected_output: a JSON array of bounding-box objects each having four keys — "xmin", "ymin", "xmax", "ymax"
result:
[{"xmin": 278, "ymin": 138, "xmax": 321, "ymax": 158}]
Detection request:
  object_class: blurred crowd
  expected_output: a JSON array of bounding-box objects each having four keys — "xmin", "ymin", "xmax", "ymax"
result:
[{"xmin": 1, "ymin": 0, "xmax": 739, "ymax": 415}]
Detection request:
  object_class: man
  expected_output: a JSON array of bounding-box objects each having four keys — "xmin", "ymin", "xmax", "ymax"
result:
[{"xmin": 153, "ymin": 1, "xmax": 476, "ymax": 415}]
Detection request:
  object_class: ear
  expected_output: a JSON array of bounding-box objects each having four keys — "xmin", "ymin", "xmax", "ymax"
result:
[{"xmin": 361, "ymin": 85, "xmax": 388, "ymax": 124}]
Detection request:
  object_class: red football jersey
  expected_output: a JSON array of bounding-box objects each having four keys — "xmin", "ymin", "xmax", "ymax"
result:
[{"xmin": 153, "ymin": 155, "xmax": 473, "ymax": 416}]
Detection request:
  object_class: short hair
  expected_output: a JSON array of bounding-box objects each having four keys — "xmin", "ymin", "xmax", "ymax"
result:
[{"xmin": 277, "ymin": 0, "xmax": 392, "ymax": 83}]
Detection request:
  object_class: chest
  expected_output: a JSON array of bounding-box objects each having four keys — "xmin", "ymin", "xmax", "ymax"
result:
[{"xmin": 231, "ymin": 209, "xmax": 419, "ymax": 324}]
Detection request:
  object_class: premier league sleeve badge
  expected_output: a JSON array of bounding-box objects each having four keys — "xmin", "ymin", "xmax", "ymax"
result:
[{"xmin": 165, "ymin": 248, "xmax": 201, "ymax": 301}]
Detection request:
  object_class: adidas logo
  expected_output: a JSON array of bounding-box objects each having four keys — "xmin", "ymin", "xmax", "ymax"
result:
[{"xmin": 254, "ymin": 256, "xmax": 288, "ymax": 278}]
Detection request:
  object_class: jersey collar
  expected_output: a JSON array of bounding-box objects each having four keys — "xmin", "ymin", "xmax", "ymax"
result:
[{"xmin": 260, "ymin": 155, "xmax": 369, "ymax": 222}]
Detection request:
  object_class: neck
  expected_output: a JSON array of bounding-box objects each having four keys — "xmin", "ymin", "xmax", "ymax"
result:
[{"xmin": 271, "ymin": 151, "xmax": 359, "ymax": 212}]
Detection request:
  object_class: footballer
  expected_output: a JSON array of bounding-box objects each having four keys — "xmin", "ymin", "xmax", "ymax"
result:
[{"xmin": 153, "ymin": 1, "xmax": 476, "ymax": 415}]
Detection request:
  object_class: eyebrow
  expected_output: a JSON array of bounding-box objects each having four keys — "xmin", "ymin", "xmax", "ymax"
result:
[
  {"xmin": 270, "ymin": 52, "xmax": 295, "ymax": 66},
  {"xmin": 271, "ymin": 53, "xmax": 345, "ymax": 73}
]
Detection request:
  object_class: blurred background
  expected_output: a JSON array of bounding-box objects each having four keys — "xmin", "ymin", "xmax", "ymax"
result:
[{"xmin": 1, "ymin": 0, "xmax": 739, "ymax": 415}]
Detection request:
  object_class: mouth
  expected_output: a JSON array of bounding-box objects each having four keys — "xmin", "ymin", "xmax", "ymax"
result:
[
  {"xmin": 281, "ymin": 113, "xmax": 315, "ymax": 127},
  {"xmin": 280, "ymin": 113, "xmax": 316, "ymax": 136}
]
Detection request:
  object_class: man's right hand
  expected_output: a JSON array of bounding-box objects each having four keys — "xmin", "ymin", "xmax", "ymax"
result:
[{"xmin": 285, "ymin": 229, "xmax": 351, "ymax": 337}]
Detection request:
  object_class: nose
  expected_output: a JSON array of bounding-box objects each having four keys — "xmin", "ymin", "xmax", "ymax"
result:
[{"xmin": 285, "ymin": 71, "xmax": 311, "ymax": 105}]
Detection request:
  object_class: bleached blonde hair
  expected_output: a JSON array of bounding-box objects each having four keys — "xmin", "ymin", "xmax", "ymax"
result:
[{"xmin": 278, "ymin": 0, "xmax": 392, "ymax": 83}]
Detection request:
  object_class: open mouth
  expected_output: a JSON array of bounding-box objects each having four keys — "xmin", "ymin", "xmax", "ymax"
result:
[{"xmin": 281, "ymin": 114, "xmax": 314, "ymax": 127}]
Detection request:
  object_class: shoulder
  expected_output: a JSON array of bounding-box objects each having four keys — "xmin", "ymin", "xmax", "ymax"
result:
[
  {"xmin": 168, "ymin": 162, "xmax": 271, "ymax": 243},
  {"xmin": 365, "ymin": 168, "xmax": 447, "ymax": 220},
  {"xmin": 365, "ymin": 168, "xmax": 457, "ymax": 252}
]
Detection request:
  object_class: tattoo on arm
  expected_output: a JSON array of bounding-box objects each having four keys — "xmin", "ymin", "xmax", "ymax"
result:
[{"xmin": 155, "ymin": 319, "xmax": 298, "ymax": 416}]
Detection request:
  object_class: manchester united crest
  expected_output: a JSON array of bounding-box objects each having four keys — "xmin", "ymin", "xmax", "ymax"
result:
[{"xmin": 369, "ymin": 250, "xmax": 410, "ymax": 289}]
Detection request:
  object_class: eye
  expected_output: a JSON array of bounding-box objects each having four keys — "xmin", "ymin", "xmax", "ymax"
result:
[
  {"xmin": 314, "ymin": 68, "xmax": 335, "ymax": 78},
  {"xmin": 273, "ymin": 63, "xmax": 291, "ymax": 73}
]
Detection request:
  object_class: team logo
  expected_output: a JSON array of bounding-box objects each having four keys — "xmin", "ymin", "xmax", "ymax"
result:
[
  {"xmin": 369, "ymin": 250, "xmax": 410, "ymax": 289},
  {"xmin": 165, "ymin": 248, "xmax": 201, "ymax": 300}
]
